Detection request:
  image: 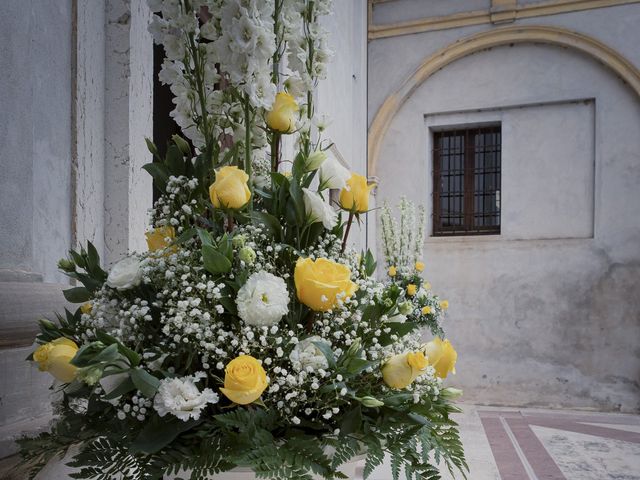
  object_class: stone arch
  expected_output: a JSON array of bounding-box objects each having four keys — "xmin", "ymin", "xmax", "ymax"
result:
[{"xmin": 368, "ymin": 25, "xmax": 640, "ymax": 177}]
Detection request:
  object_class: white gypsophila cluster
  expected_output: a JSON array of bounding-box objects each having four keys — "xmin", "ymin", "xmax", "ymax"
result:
[
  {"xmin": 236, "ymin": 271, "xmax": 290, "ymax": 326},
  {"xmin": 209, "ymin": 0, "xmax": 277, "ymax": 109},
  {"xmin": 289, "ymin": 335, "xmax": 328, "ymax": 371},
  {"xmin": 148, "ymin": 175, "xmax": 201, "ymax": 234},
  {"xmin": 380, "ymin": 198, "xmax": 426, "ymax": 274},
  {"xmin": 154, "ymin": 372, "xmax": 219, "ymax": 421}
]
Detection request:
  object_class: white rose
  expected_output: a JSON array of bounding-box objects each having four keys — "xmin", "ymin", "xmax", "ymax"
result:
[
  {"xmin": 154, "ymin": 372, "xmax": 218, "ymax": 421},
  {"xmin": 302, "ymin": 188, "xmax": 337, "ymax": 230},
  {"xmin": 289, "ymin": 336, "xmax": 330, "ymax": 372},
  {"xmin": 236, "ymin": 271, "xmax": 290, "ymax": 326},
  {"xmin": 106, "ymin": 256, "xmax": 143, "ymax": 290},
  {"xmin": 319, "ymin": 153, "xmax": 351, "ymax": 190}
]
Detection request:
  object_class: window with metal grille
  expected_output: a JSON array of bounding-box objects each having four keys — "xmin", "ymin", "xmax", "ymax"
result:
[{"xmin": 432, "ymin": 126, "xmax": 501, "ymax": 236}]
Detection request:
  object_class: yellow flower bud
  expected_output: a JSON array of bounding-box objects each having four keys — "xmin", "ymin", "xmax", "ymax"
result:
[
  {"xmin": 33, "ymin": 338, "xmax": 79, "ymax": 383},
  {"xmin": 381, "ymin": 351, "xmax": 428, "ymax": 389},
  {"xmin": 266, "ymin": 92, "xmax": 299, "ymax": 133},
  {"xmin": 415, "ymin": 261, "xmax": 425, "ymax": 272},
  {"xmin": 220, "ymin": 355, "xmax": 268, "ymax": 405},
  {"xmin": 80, "ymin": 302, "xmax": 92, "ymax": 315},
  {"xmin": 424, "ymin": 282, "xmax": 432, "ymax": 291},
  {"xmin": 388, "ymin": 266, "xmax": 397, "ymax": 277},
  {"xmin": 209, "ymin": 166, "xmax": 251, "ymax": 210},
  {"xmin": 339, "ymin": 173, "xmax": 374, "ymax": 213},
  {"xmin": 424, "ymin": 338, "xmax": 457, "ymax": 379},
  {"xmin": 294, "ymin": 257, "xmax": 357, "ymax": 312},
  {"xmin": 440, "ymin": 300, "xmax": 449, "ymax": 310},
  {"xmin": 421, "ymin": 306, "xmax": 431, "ymax": 315},
  {"xmin": 145, "ymin": 225, "xmax": 176, "ymax": 253},
  {"xmin": 407, "ymin": 284, "xmax": 417, "ymax": 296}
]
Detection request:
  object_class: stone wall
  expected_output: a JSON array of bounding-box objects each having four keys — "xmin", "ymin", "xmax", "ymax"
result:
[{"xmin": 368, "ymin": 0, "xmax": 640, "ymax": 411}]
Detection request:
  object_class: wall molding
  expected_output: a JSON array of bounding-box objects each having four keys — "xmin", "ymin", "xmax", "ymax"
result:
[
  {"xmin": 368, "ymin": 0, "xmax": 640, "ymax": 39},
  {"xmin": 367, "ymin": 25, "xmax": 640, "ymax": 177}
]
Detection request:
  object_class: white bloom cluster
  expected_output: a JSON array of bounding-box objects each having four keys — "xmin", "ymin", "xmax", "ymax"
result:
[
  {"xmin": 209, "ymin": 0, "xmax": 277, "ymax": 109},
  {"xmin": 236, "ymin": 271, "xmax": 290, "ymax": 326},
  {"xmin": 148, "ymin": 175, "xmax": 200, "ymax": 234},
  {"xmin": 154, "ymin": 372, "xmax": 219, "ymax": 421},
  {"xmin": 380, "ymin": 198, "xmax": 426, "ymax": 274}
]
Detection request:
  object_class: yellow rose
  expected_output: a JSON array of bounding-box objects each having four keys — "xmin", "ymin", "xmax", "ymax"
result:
[
  {"xmin": 80, "ymin": 302, "xmax": 92, "ymax": 315},
  {"xmin": 440, "ymin": 300, "xmax": 449, "ymax": 310},
  {"xmin": 145, "ymin": 225, "xmax": 176, "ymax": 253},
  {"xmin": 424, "ymin": 338, "xmax": 457, "ymax": 379},
  {"xmin": 415, "ymin": 261, "xmax": 425, "ymax": 272},
  {"xmin": 266, "ymin": 92, "xmax": 299, "ymax": 133},
  {"xmin": 381, "ymin": 351, "xmax": 428, "ymax": 389},
  {"xmin": 294, "ymin": 257, "xmax": 357, "ymax": 312},
  {"xmin": 339, "ymin": 173, "xmax": 374, "ymax": 213},
  {"xmin": 33, "ymin": 338, "xmax": 79, "ymax": 383},
  {"xmin": 388, "ymin": 266, "xmax": 397, "ymax": 277},
  {"xmin": 209, "ymin": 166, "xmax": 251, "ymax": 209},
  {"xmin": 220, "ymin": 355, "xmax": 268, "ymax": 405},
  {"xmin": 421, "ymin": 306, "xmax": 431, "ymax": 315},
  {"xmin": 407, "ymin": 284, "xmax": 417, "ymax": 296}
]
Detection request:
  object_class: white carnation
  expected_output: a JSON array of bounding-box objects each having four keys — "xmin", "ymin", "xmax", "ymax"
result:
[
  {"xmin": 289, "ymin": 336, "xmax": 330, "ymax": 372},
  {"xmin": 302, "ymin": 188, "xmax": 337, "ymax": 229},
  {"xmin": 236, "ymin": 271, "xmax": 290, "ymax": 326},
  {"xmin": 319, "ymin": 153, "xmax": 351, "ymax": 190},
  {"xmin": 106, "ymin": 256, "xmax": 143, "ymax": 290},
  {"xmin": 154, "ymin": 372, "xmax": 218, "ymax": 421}
]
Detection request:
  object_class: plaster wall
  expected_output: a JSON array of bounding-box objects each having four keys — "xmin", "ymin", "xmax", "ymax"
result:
[
  {"xmin": 371, "ymin": 29, "xmax": 640, "ymax": 410},
  {"xmin": 0, "ymin": 0, "xmax": 73, "ymax": 284}
]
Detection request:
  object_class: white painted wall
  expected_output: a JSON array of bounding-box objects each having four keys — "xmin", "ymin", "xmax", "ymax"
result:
[
  {"xmin": 369, "ymin": 2, "xmax": 640, "ymax": 411},
  {"xmin": 318, "ymin": 0, "xmax": 369, "ymax": 250}
]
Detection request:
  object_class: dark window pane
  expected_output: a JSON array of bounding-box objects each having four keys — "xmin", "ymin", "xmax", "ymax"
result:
[{"xmin": 433, "ymin": 126, "xmax": 501, "ymax": 236}]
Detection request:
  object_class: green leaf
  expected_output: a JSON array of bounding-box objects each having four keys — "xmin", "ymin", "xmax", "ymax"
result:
[
  {"xmin": 92, "ymin": 343, "xmax": 120, "ymax": 363},
  {"xmin": 171, "ymin": 134, "xmax": 191, "ymax": 156},
  {"xmin": 197, "ymin": 228, "xmax": 214, "ymax": 246},
  {"xmin": 63, "ymin": 287, "xmax": 91, "ymax": 303},
  {"xmin": 165, "ymin": 144, "xmax": 185, "ymax": 176},
  {"xmin": 218, "ymin": 233, "xmax": 233, "ymax": 261},
  {"xmin": 175, "ymin": 227, "xmax": 197, "ymax": 244},
  {"xmin": 363, "ymin": 249, "xmax": 377, "ymax": 276},
  {"xmin": 102, "ymin": 376, "xmax": 136, "ymax": 400},
  {"xmin": 142, "ymin": 162, "xmax": 169, "ymax": 191},
  {"xmin": 145, "ymin": 137, "xmax": 159, "ymax": 157},
  {"xmin": 218, "ymin": 296, "xmax": 238, "ymax": 315},
  {"xmin": 251, "ymin": 211, "xmax": 283, "ymax": 239},
  {"xmin": 130, "ymin": 368, "xmax": 160, "ymax": 398},
  {"xmin": 342, "ymin": 357, "xmax": 375, "ymax": 376},
  {"xmin": 340, "ymin": 405, "xmax": 362, "ymax": 435},
  {"xmin": 311, "ymin": 341, "xmax": 336, "ymax": 369},
  {"xmin": 202, "ymin": 244, "xmax": 232, "ymax": 274},
  {"xmin": 130, "ymin": 415, "xmax": 200, "ymax": 454}
]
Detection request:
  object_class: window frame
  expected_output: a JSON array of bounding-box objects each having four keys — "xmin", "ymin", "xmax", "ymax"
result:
[{"xmin": 432, "ymin": 125, "xmax": 502, "ymax": 237}]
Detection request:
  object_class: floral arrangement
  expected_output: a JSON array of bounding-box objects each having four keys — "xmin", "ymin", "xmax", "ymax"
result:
[{"xmin": 18, "ymin": 1, "xmax": 467, "ymax": 479}]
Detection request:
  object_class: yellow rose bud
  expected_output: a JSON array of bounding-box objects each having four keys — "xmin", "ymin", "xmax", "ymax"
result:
[
  {"xmin": 209, "ymin": 166, "xmax": 251, "ymax": 210},
  {"xmin": 220, "ymin": 355, "xmax": 268, "ymax": 405},
  {"xmin": 424, "ymin": 338, "xmax": 457, "ymax": 379},
  {"xmin": 421, "ymin": 306, "xmax": 431, "ymax": 315},
  {"xmin": 415, "ymin": 261, "xmax": 425, "ymax": 272},
  {"xmin": 407, "ymin": 284, "xmax": 417, "ymax": 296},
  {"xmin": 339, "ymin": 173, "xmax": 374, "ymax": 213},
  {"xmin": 145, "ymin": 225, "xmax": 176, "ymax": 253},
  {"xmin": 388, "ymin": 266, "xmax": 397, "ymax": 277},
  {"xmin": 33, "ymin": 338, "xmax": 79, "ymax": 383},
  {"xmin": 80, "ymin": 302, "xmax": 92, "ymax": 315},
  {"xmin": 381, "ymin": 351, "xmax": 428, "ymax": 389},
  {"xmin": 440, "ymin": 300, "xmax": 449, "ymax": 310},
  {"xmin": 266, "ymin": 92, "xmax": 299, "ymax": 133},
  {"xmin": 294, "ymin": 257, "xmax": 357, "ymax": 312}
]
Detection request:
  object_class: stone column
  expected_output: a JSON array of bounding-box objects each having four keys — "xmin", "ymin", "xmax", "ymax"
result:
[{"xmin": 104, "ymin": 0, "xmax": 153, "ymax": 266}]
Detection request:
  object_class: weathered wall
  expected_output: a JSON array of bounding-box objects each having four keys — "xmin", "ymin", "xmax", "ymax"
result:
[{"xmin": 369, "ymin": 2, "xmax": 640, "ymax": 411}]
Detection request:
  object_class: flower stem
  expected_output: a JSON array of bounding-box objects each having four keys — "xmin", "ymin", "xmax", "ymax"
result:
[
  {"xmin": 305, "ymin": 310, "xmax": 316, "ymax": 333},
  {"xmin": 226, "ymin": 213, "xmax": 234, "ymax": 232},
  {"xmin": 341, "ymin": 211, "xmax": 355, "ymax": 253},
  {"xmin": 244, "ymin": 94, "xmax": 253, "ymax": 210}
]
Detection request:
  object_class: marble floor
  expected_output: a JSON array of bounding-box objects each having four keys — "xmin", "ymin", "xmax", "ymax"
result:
[
  {"xmin": 368, "ymin": 405, "xmax": 640, "ymax": 480},
  {"xmin": 2, "ymin": 405, "xmax": 639, "ymax": 479}
]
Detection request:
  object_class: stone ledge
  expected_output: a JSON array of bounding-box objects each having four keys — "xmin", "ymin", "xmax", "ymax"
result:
[{"xmin": 0, "ymin": 282, "xmax": 72, "ymax": 349}]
